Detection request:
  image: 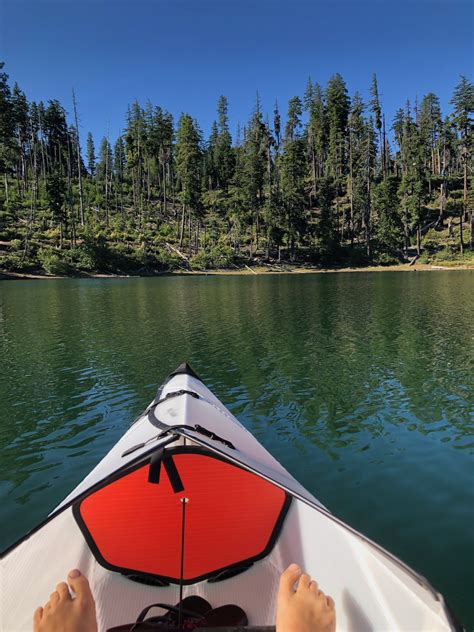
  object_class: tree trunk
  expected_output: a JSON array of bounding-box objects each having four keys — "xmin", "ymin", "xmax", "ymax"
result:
[
  {"xmin": 366, "ymin": 168, "xmax": 371, "ymax": 257},
  {"xmin": 38, "ymin": 110, "xmax": 48, "ymax": 189},
  {"xmin": 249, "ymin": 222, "xmax": 253, "ymax": 260},
  {"xmin": 463, "ymin": 155, "xmax": 468, "ymax": 223},
  {"xmin": 179, "ymin": 203, "xmax": 186, "ymax": 248},
  {"xmin": 105, "ymin": 140, "xmax": 109, "ymax": 226},
  {"xmin": 469, "ymin": 209, "xmax": 474, "ymax": 249},
  {"xmin": 404, "ymin": 212, "xmax": 409, "ymax": 255},
  {"xmin": 349, "ymin": 134, "xmax": 354, "ymax": 245},
  {"xmin": 188, "ymin": 210, "xmax": 192, "ymax": 257},
  {"xmin": 416, "ymin": 223, "xmax": 421, "ymax": 255},
  {"xmin": 438, "ymin": 181, "xmax": 444, "ymax": 227},
  {"xmin": 162, "ymin": 163, "xmax": 167, "ymax": 215},
  {"xmin": 72, "ymin": 89, "xmax": 85, "ymax": 226},
  {"xmin": 256, "ymin": 201, "xmax": 260, "ymax": 251},
  {"xmin": 382, "ymin": 116, "xmax": 386, "ymax": 179},
  {"xmin": 311, "ymin": 146, "xmax": 317, "ymax": 206}
]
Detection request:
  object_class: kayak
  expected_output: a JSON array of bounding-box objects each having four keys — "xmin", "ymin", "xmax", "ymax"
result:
[{"xmin": 1, "ymin": 364, "xmax": 460, "ymax": 631}]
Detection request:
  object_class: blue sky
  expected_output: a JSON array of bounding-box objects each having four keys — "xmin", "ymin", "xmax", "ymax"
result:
[{"xmin": 1, "ymin": 0, "xmax": 473, "ymax": 147}]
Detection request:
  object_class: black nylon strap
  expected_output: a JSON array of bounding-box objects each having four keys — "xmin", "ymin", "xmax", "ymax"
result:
[
  {"xmin": 148, "ymin": 449, "xmax": 163, "ymax": 484},
  {"xmin": 163, "ymin": 455, "xmax": 185, "ymax": 493},
  {"xmin": 148, "ymin": 449, "xmax": 184, "ymax": 493}
]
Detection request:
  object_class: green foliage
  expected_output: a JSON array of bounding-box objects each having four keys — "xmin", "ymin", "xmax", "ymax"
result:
[
  {"xmin": 0, "ymin": 59, "xmax": 472, "ymax": 275},
  {"xmin": 418, "ymin": 246, "xmax": 474, "ymax": 265},
  {"xmin": 176, "ymin": 114, "xmax": 202, "ymax": 212},
  {"xmin": 154, "ymin": 249, "xmax": 181, "ymax": 271},
  {"xmin": 0, "ymin": 250, "xmax": 33, "ymax": 272},
  {"xmin": 189, "ymin": 243, "xmax": 234, "ymax": 270},
  {"xmin": 371, "ymin": 250, "xmax": 401, "ymax": 266},
  {"xmin": 37, "ymin": 248, "xmax": 71, "ymax": 275},
  {"xmin": 68, "ymin": 246, "xmax": 96, "ymax": 271},
  {"xmin": 372, "ymin": 177, "xmax": 404, "ymax": 250}
]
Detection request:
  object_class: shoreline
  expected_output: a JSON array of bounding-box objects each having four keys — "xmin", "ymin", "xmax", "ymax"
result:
[{"xmin": 1, "ymin": 263, "xmax": 473, "ymax": 281}]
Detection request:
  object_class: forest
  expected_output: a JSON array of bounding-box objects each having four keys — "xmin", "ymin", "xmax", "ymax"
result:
[{"xmin": 0, "ymin": 61, "xmax": 472, "ymax": 275}]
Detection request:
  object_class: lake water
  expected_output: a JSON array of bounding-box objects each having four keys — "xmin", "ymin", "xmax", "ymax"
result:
[{"xmin": 0, "ymin": 271, "xmax": 473, "ymax": 626}]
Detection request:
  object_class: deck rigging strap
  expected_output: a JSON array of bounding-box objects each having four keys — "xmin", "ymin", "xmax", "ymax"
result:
[{"xmin": 148, "ymin": 449, "xmax": 185, "ymax": 494}]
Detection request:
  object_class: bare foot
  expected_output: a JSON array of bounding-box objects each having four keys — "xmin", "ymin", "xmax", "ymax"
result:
[
  {"xmin": 33, "ymin": 569, "xmax": 98, "ymax": 632},
  {"xmin": 276, "ymin": 563, "xmax": 336, "ymax": 632}
]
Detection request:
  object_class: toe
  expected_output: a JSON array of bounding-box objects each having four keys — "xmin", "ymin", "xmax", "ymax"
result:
[
  {"xmin": 67, "ymin": 569, "xmax": 94, "ymax": 604},
  {"xmin": 309, "ymin": 579, "xmax": 320, "ymax": 593},
  {"xmin": 297, "ymin": 573, "xmax": 311, "ymax": 591},
  {"xmin": 56, "ymin": 582, "xmax": 71, "ymax": 600},
  {"xmin": 327, "ymin": 595, "xmax": 335, "ymax": 610},
  {"xmin": 49, "ymin": 591, "xmax": 60, "ymax": 605},
  {"xmin": 278, "ymin": 563, "xmax": 302, "ymax": 595},
  {"xmin": 33, "ymin": 606, "xmax": 43, "ymax": 630}
]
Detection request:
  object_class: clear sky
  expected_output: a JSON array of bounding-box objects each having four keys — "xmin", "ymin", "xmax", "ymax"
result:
[{"xmin": 1, "ymin": 0, "xmax": 473, "ymax": 147}]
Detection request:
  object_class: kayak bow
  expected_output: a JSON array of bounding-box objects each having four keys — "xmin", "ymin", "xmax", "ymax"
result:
[{"xmin": 1, "ymin": 364, "xmax": 460, "ymax": 631}]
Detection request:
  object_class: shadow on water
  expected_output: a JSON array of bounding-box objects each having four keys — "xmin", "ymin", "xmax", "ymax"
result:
[{"xmin": 0, "ymin": 272, "xmax": 473, "ymax": 625}]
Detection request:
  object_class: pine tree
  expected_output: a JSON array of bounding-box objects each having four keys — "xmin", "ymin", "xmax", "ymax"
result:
[
  {"xmin": 372, "ymin": 176, "xmax": 403, "ymax": 251},
  {"xmin": 97, "ymin": 137, "xmax": 113, "ymax": 223},
  {"xmin": 279, "ymin": 96, "xmax": 307, "ymax": 259},
  {"xmin": 11, "ymin": 83, "xmax": 30, "ymax": 193},
  {"xmin": 72, "ymin": 90, "xmax": 85, "ymax": 226},
  {"xmin": 86, "ymin": 132, "xmax": 96, "ymax": 176},
  {"xmin": 261, "ymin": 118, "xmax": 283, "ymax": 259},
  {"xmin": 46, "ymin": 167, "xmax": 66, "ymax": 247},
  {"xmin": 347, "ymin": 92, "xmax": 366, "ymax": 242},
  {"xmin": 43, "ymin": 100, "xmax": 68, "ymax": 170},
  {"xmin": 305, "ymin": 82, "xmax": 327, "ymax": 204},
  {"xmin": 124, "ymin": 102, "xmax": 146, "ymax": 225},
  {"xmin": 228, "ymin": 124, "xmax": 247, "ymax": 254},
  {"xmin": 326, "ymin": 74, "xmax": 350, "ymax": 182},
  {"xmin": 419, "ymin": 93, "xmax": 442, "ymax": 180},
  {"xmin": 0, "ymin": 62, "xmax": 14, "ymax": 181},
  {"xmin": 317, "ymin": 176, "xmax": 336, "ymax": 258},
  {"xmin": 370, "ymin": 73, "xmax": 383, "ymax": 175},
  {"xmin": 215, "ymin": 96, "xmax": 234, "ymax": 191},
  {"xmin": 113, "ymin": 136, "xmax": 125, "ymax": 215},
  {"xmin": 326, "ymin": 74, "xmax": 350, "ymax": 240},
  {"xmin": 205, "ymin": 121, "xmax": 219, "ymax": 190},
  {"xmin": 362, "ymin": 117, "xmax": 377, "ymax": 256},
  {"xmin": 273, "ymin": 101, "xmax": 281, "ymax": 151},
  {"xmin": 175, "ymin": 114, "xmax": 202, "ymax": 252},
  {"xmin": 242, "ymin": 95, "xmax": 266, "ymax": 254},
  {"xmin": 451, "ymin": 76, "xmax": 474, "ymax": 249}
]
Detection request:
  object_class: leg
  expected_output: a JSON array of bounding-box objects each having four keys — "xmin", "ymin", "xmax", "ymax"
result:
[
  {"xmin": 33, "ymin": 569, "xmax": 98, "ymax": 632},
  {"xmin": 276, "ymin": 563, "xmax": 336, "ymax": 632}
]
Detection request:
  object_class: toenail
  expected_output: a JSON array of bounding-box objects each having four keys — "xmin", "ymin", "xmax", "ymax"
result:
[
  {"xmin": 68, "ymin": 569, "xmax": 81, "ymax": 578},
  {"xmin": 288, "ymin": 563, "xmax": 300, "ymax": 572}
]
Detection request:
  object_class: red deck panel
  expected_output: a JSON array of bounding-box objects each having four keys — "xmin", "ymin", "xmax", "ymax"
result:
[{"xmin": 76, "ymin": 450, "xmax": 288, "ymax": 581}]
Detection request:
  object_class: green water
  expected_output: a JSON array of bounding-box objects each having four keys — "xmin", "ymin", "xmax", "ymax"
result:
[{"xmin": 0, "ymin": 272, "xmax": 473, "ymax": 625}]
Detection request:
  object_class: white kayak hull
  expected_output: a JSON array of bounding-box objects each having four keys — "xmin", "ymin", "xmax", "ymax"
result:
[{"xmin": 1, "ymin": 364, "xmax": 459, "ymax": 631}]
